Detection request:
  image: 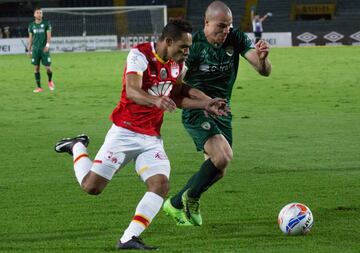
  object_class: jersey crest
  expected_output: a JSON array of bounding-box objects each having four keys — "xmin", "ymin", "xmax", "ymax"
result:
[{"xmin": 159, "ymin": 68, "xmax": 167, "ymax": 80}]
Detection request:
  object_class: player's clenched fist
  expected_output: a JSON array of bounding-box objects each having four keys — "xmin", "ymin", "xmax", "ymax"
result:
[
  {"xmin": 255, "ymin": 39, "xmax": 270, "ymax": 60},
  {"xmin": 204, "ymin": 98, "xmax": 230, "ymax": 117}
]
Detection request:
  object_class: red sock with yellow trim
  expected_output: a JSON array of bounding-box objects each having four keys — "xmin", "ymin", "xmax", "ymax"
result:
[
  {"xmin": 72, "ymin": 142, "xmax": 92, "ymax": 185},
  {"xmin": 120, "ymin": 192, "xmax": 163, "ymax": 243}
]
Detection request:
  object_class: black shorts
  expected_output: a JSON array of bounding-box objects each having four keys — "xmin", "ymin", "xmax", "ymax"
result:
[
  {"xmin": 254, "ymin": 32, "xmax": 262, "ymax": 40},
  {"xmin": 182, "ymin": 109, "xmax": 233, "ymax": 151},
  {"xmin": 31, "ymin": 48, "xmax": 51, "ymax": 66}
]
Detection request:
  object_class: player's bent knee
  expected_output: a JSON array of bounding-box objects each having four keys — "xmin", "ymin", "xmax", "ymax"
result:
[
  {"xmin": 218, "ymin": 168, "xmax": 227, "ymax": 177},
  {"xmin": 81, "ymin": 184, "xmax": 103, "ymax": 195},
  {"xmin": 149, "ymin": 181, "xmax": 169, "ymax": 197},
  {"xmin": 80, "ymin": 171, "xmax": 109, "ymax": 195},
  {"xmin": 81, "ymin": 179, "xmax": 105, "ymax": 195},
  {"xmin": 224, "ymin": 148, "xmax": 234, "ymax": 164},
  {"xmin": 146, "ymin": 175, "xmax": 169, "ymax": 198},
  {"xmin": 213, "ymin": 151, "xmax": 233, "ymax": 169}
]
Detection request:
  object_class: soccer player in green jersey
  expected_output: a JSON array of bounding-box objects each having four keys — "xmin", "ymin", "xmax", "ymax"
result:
[
  {"xmin": 28, "ymin": 7, "xmax": 55, "ymax": 93},
  {"xmin": 163, "ymin": 1, "xmax": 272, "ymax": 226}
]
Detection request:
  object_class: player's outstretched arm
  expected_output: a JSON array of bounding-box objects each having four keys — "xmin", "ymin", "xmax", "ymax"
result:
[
  {"xmin": 171, "ymin": 82, "xmax": 228, "ymax": 116},
  {"xmin": 261, "ymin": 12, "xmax": 272, "ymax": 22},
  {"xmin": 250, "ymin": 6, "xmax": 255, "ymax": 20},
  {"xmin": 245, "ymin": 39, "xmax": 272, "ymax": 76}
]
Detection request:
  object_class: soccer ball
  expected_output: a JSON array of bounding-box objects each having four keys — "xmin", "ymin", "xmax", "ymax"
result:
[{"xmin": 278, "ymin": 202, "xmax": 314, "ymax": 235}]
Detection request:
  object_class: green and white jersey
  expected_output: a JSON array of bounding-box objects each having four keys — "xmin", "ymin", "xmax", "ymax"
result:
[
  {"xmin": 28, "ymin": 20, "xmax": 51, "ymax": 50},
  {"xmin": 184, "ymin": 28, "xmax": 254, "ymax": 103}
]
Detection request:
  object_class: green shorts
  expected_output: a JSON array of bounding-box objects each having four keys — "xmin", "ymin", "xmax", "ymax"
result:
[
  {"xmin": 182, "ymin": 109, "xmax": 233, "ymax": 151},
  {"xmin": 31, "ymin": 48, "xmax": 51, "ymax": 66}
]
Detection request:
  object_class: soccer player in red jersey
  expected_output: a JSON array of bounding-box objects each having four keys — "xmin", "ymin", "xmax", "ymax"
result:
[{"xmin": 55, "ymin": 19, "xmax": 227, "ymax": 250}]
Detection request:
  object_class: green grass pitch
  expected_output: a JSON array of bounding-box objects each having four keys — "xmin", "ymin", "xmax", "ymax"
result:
[{"xmin": 0, "ymin": 46, "xmax": 359, "ymax": 252}]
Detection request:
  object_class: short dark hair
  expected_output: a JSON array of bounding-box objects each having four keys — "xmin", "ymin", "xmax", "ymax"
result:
[
  {"xmin": 34, "ymin": 7, "xmax": 42, "ymax": 12},
  {"xmin": 159, "ymin": 19, "xmax": 192, "ymax": 41}
]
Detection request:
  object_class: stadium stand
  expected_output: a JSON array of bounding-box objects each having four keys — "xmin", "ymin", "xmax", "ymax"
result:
[
  {"xmin": 0, "ymin": 0, "xmax": 359, "ymax": 44},
  {"xmin": 186, "ymin": 0, "xmax": 246, "ymax": 31},
  {"xmin": 255, "ymin": 0, "xmax": 360, "ymax": 33}
]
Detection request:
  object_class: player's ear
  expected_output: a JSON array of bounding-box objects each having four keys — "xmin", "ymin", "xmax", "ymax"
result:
[
  {"xmin": 165, "ymin": 37, "xmax": 173, "ymax": 47},
  {"xmin": 204, "ymin": 18, "xmax": 209, "ymax": 27}
]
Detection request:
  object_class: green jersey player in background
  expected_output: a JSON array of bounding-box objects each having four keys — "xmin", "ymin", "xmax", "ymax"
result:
[
  {"xmin": 163, "ymin": 1, "xmax": 272, "ymax": 226},
  {"xmin": 28, "ymin": 7, "xmax": 55, "ymax": 93}
]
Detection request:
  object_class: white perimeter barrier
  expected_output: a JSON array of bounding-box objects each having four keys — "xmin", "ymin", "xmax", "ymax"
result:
[
  {"xmin": 246, "ymin": 32, "xmax": 293, "ymax": 47},
  {"xmin": 1, "ymin": 32, "xmax": 293, "ymax": 55},
  {"xmin": 0, "ymin": 35, "xmax": 117, "ymax": 55}
]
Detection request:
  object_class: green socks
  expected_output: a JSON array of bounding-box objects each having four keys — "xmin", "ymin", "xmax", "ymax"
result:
[
  {"xmin": 171, "ymin": 159, "xmax": 219, "ymax": 208},
  {"xmin": 35, "ymin": 72, "xmax": 41, "ymax": 87},
  {"xmin": 47, "ymin": 70, "xmax": 52, "ymax": 81},
  {"xmin": 188, "ymin": 159, "xmax": 219, "ymax": 198}
]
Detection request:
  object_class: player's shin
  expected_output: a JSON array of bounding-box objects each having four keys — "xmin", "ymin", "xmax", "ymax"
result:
[
  {"xmin": 188, "ymin": 158, "xmax": 219, "ymax": 198},
  {"xmin": 46, "ymin": 70, "xmax": 52, "ymax": 81},
  {"xmin": 72, "ymin": 142, "xmax": 92, "ymax": 185},
  {"xmin": 120, "ymin": 192, "xmax": 163, "ymax": 243},
  {"xmin": 170, "ymin": 172, "xmax": 199, "ymax": 209},
  {"xmin": 34, "ymin": 72, "xmax": 41, "ymax": 87}
]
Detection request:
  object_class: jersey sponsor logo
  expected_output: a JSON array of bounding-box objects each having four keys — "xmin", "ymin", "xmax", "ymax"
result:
[
  {"xmin": 199, "ymin": 62, "xmax": 234, "ymax": 73},
  {"xmin": 147, "ymin": 81, "xmax": 173, "ymax": 97},
  {"xmin": 33, "ymin": 28, "xmax": 45, "ymax": 34},
  {"xmin": 129, "ymin": 54, "xmax": 139, "ymax": 65},
  {"xmin": 105, "ymin": 151, "xmax": 114, "ymax": 160},
  {"xmin": 201, "ymin": 122, "xmax": 211, "ymax": 130},
  {"xmin": 154, "ymin": 151, "xmax": 168, "ymax": 160},
  {"xmin": 170, "ymin": 62, "xmax": 180, "ymax": 78},
  {"xmin": 104, "ymin": 150, "xmax": 123, "ymax": 164}
]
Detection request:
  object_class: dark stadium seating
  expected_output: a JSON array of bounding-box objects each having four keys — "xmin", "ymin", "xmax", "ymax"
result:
[
  {"xmin": 186, "ymin": 0, "xmax": 246, "ymax": 31},
  {"xmin": 0, "ymin": 0, "xmax": 359, "ymax": 38}
]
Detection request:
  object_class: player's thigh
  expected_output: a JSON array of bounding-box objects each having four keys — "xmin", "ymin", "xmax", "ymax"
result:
[
  {"xmin": 41, "ymin": 51, "xmax": 52, "ymax": 66},
  {"xmin": 31, "ymin": 50, "xmax": 41, "ymax": 65},
  {"xmin": 204, "ymin": 134, "xmax": 232, "ymax": 159},
  {"xmin": 183, "ymin": 111, "xmax": 228, "ymax": 151},
  {"xmin": 90, "ymin": 124, "xmax": 140, "ymax": 181},
  {"xmin": 135, "ymin": 137, "xmax": 171, "ymax": 182}
]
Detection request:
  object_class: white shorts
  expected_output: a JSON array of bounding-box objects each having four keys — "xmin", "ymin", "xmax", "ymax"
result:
[{"xmin": 91, "ymin": 124, "xmax": 171, "ymax": 181}]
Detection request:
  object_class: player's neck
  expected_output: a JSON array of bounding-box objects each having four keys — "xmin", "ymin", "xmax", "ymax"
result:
[
  {"xmin": 154, "ymin": 41, "xmax": 168, "ymax": 62},
  {"xmin": 35, "ymin": 18, "xmax": 42, "ymax": 24},
  {"xmin": 203, "ymin": 29, "xmax": 217, "ymax": 46}
]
